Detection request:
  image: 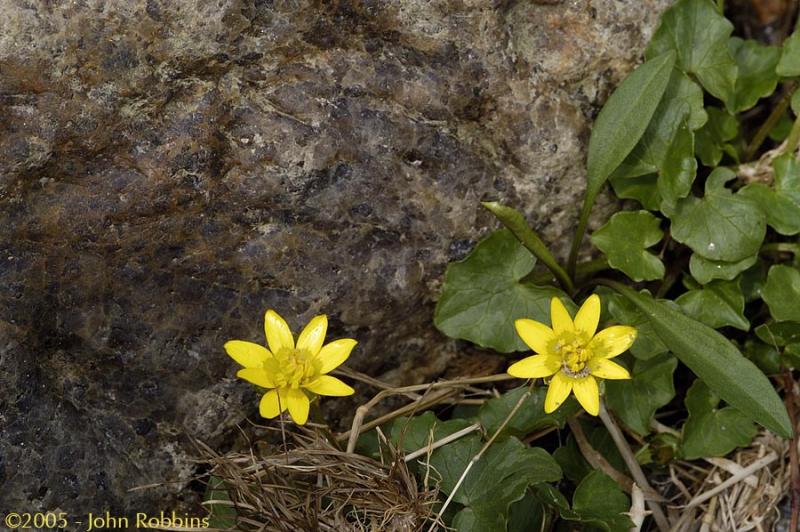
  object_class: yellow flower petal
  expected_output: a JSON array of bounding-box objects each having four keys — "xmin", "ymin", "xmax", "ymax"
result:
[
  {"xmin": 544, "ymin": 372, "xmax": 573, "ymax": 413},
  {"xmin": 305, "ymin": 375, "xmax": 354, "ymax": 396},
  {"xmin": 224, "ymin": 340, "xmax": 271, "ymax": 368},
  {"xmin": 297, "ymin": 315, "xmax": 328, "ymax": 356},
  {"xmin": 286, "ymin": 388, "xmax": 310, "ymax": 425},
  {"xmin": 588, "ymin": 358, "xmax": 631, "ymax": 380},
  {"xmin": 316, "ymin": 338, "xmax": 357, "ymax": 374},
  {"xmin": 550, "ymin": 297, "xmax": 574, "ymax": 334},
  {"xmin": 574, "ymin": 294, "xmax": 601, "ymax": 339},
  {"xmin": 572, "ymin": 376, "xmax": 600, "ymax": 415},
  {"xmin": 514, "ymin": 319, "xmax": 556, "ymax": 354},
  {"xmin": 259, "ymin": 389, "xmax": 287, "ymax": 418},
  {"xmin": 588, "ymin": 326, "xmax": 637, "ymax": 359},
  {"xmin": 265, "ymin": 309, "xmax": 295, "ymax": 354},
  {"xmin": 237, "ymin": 368, "xmax": 276, "ymax": 388},
  {"xmin": 507, "ymin": 354, "xmax": 560, "ymax": 379}
]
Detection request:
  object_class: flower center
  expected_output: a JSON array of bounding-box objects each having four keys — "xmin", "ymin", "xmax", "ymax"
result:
[
  {"xmin": 552, "ymin": 331, "xmax": 592, "ymax": 378},
  {"xmin": 268, "ymin": 347, "xmax": 320, "ymax": 388}
]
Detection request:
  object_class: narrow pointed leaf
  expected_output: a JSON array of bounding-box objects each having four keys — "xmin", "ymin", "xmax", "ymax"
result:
[
  {"xmin": 586, "ymin": 51, "xmax": 677, "ymax": 194},
  {"xmin": 609, "ymin": 283, "xmax": 792, "ymax": 437}
]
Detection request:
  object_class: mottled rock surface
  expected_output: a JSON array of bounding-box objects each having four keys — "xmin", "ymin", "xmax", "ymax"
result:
[{"xmin": 0, "ymin": 0, "xmax": 669, "ymax": 514}]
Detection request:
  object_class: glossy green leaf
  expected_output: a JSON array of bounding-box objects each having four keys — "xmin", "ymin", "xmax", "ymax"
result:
[
  {"xmin": 740, "ymin": 153, "xmax": 800, "ymax": 236},
  {"xmin": 390, "ymin": 412, "xmax": 473, "ymax": 454},
  {"xmin": 676, "ymin": 278, "xmax": 749, "ymax": 331},
  {"xmin": 659, "ymin": 120, "xmax": 697, "ymax": 214},
  {"xmin": 762, "ymin": 265, "xmax": 800, "ymax": 322},
  {"xmin": 507, "ymin": 490, "xmax": 548, "ymax": 532},
  {"xmin": 434, "ymin": 435, "xmax": 561, "ymax": 530},
  {"xmin": 590, "ymin": 211, "xmax": 665, "ymax": 281},
  {"xmin": 572, "ymin": 52, "xmax": 677, "ymax": 267},
  {"xmin": 756, "ymin": 321, "xmax": 800, "ymax": 346},
  {"xmin": 609, "ymin": 283, "xmax": 792, "ymax": 437},
  {"xmin": 477, "ymin": 386, "xmax": 578, "ymax": 439},
  {"xmin": 681, "ymin": 380, "xmax": 757, "ymax": 459},
  {"xmin": 670, "ymin": 168, "xmax": 766, "ymax": 262},
  {"xmin": 744, "ymin": 339, "xmax": 781, "ymax": 375},
  {"xmin": 613, "ymin": 69, "xmax": 706, "ymax": 180},
  {"xmin": 647, "ymin": 0, "xmax": 737, "ymax": 105},
  {"xmin": 606, "ymin": 354, "xmax": 678, "ymax": 435},
  {"xmin": 604, "ymin": 289, "xmax": 669, "ymax": 360},
  {"xmin": 689, "ymin": 253, "xmax": 757, "ymax": 285},
  {"xmin": 777, "ymin": 31, "xmax": 800, "ymax": 77},
  {"xmin": 586, "ymin": 51, "xmax": 677, "ymax": 193},
  {"xmin": 729, "ymin": 37, "xmax": 781, "ymax": 112},
  {"xmin": 694, "ymin": 107, "xmax": 739, "ymax": 167},
  {"xmin": 434, "ymin": 229, "xmax": 571, "ymax": 353},
  {"xmin": 609, "ymin": 173, "xmax": 661, "ymax": 210},
  {"xmin": 560, "ymin": 471, "xmax": 634, "ymax": 532}
]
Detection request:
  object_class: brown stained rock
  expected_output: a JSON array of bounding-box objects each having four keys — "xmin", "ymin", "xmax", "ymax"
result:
[{"xmin": 0, "ymin": 0, "xmax": 669, "ymax": 513}]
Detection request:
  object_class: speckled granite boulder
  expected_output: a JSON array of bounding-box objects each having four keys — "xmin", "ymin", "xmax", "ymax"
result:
[{"xmin": 0, "ymin": 0, "xmax": 669, "ymax": 514}]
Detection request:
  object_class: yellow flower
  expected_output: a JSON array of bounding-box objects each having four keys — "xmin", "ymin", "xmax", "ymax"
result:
[
  {"xmin": 507, "ymin": 295, "xmax": 635, "ymax": 416},
  {"xmin": 224, "ymin": 310, "xmax": 356, "ymax": 425}
]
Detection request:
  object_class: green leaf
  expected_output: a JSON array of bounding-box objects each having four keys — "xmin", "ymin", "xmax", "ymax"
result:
[
  {"xmin": 659, "ymin": 120, "xmax": 697, "ymax": 214},
  {"xmin": 561, "ymin": 471, "xmax": 634, "ymax": 532},
  {"xmin": 729, "ymin": 37, "xmax": 781, "ymax": 112},
  {"xmin": 676, "ymin": 278, "xmax": 750, "ymax": 331},
  {"xmin": 452, "ymin": 507, "xmax": 505, "ymax": 532},
  {"xmin": 590, "ymin": 211, "xmax": 665, "ymax": 281},
  {"xmin": 609, "ymin": 173, "xmax": 662, "ymax": 210},
  {"xmin": 434, "ymin": 229, "xmax": 572, "ymax": 353},
  {"xmin": 689, "ymin": 253, "xmax": 757, "ymax": 285},
  {"xmin": 740, "ymin": 153, "xmax": 800, "ymax": 236},
  {"xmin": 670, "ymin": 167, "xmax": 766, "ymax": 262},
  {"xmin": 476, "ymin": 386, "xmax": 578, "ymax": 439},
  {"xmin": 204, "ymin": 476, "xmax": 238, "ymax": 529},
  {"xmin": 740, "ymin": 260, "xmax": 768, "ymax": 301},
  {"xmin": 762, "ymin": 265, "xmax": 800, "ymax": 322},
  {"xmin": 613, "ymin": 69, "xmax": 706, "ymax": 179},
  {"xmin": 744, "ymin": 339, "xmax": 781, "ymax": 375},
  {"xmin": 769, "ymin": 112, "xmax": 794, "ymax": 141},
  {"xmin": 647, "ymin": 0, "xmax": 737, "ymax": 106},
  {"xmin": 482, "ymin": 202, "xmax": 573, "ymax": 292},
  {"xmin": 390, "ymin": 412, "xmax": 473, "ymax": 454},
  {"xmin": 681, "ymin": 380, "xmax": 757, "ymax": 459},
  {"xmin": 604, "ymin": 289, "xmax": 669, "ymax": 360},
  {"xmin": 694, "ymin": 107, "xmax": 739, "ymax": 167},
  {"xmin": 608, "ymin": 283, "xmax": 792, "ymax": 437},
  {"xmin": 606, "ymin": 354, "xmax": 678, "ymax": 435},
  {"xmin": 573, "ymin": 52, "xmax": 677, "ymax": 269},
  {"xmin": 586, "ymin": 51, "xmax": 677, "ymax": 192},
  {"xmin": 777, "ymin": 31, "xmax": 800, "ymax": 77},
  {"xmin": 508, "ymin": 490, "xmax": 548, "ymax": 532},
  {"xmin": 432, "ymin": 436, "xmax": 561, "ymax": 529},
  {"xmin": 553, "ymin": 436, "xmax": 593, "ymax": 484},
  {"xmin": 756, "ymin": 321, "xmax": 800, "ymax": 346}
]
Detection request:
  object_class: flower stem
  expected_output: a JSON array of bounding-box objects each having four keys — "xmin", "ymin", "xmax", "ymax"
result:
[
  {"xmin": 598, "ymin": 401, "xmax": 670, "ymax": 532},
  {"xmin": 744, "ymin": 81, "xmax": 798, "ymax": 162}
]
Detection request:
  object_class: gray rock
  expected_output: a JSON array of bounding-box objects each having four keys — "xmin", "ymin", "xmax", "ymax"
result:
[{"xmin": 0, "ymin": 0, "xmax": 669, "ymax": 514}]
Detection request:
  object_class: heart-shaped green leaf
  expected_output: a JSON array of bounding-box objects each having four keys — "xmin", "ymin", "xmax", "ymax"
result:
[
  {"xmin": 647, "ymin": 0, "xmax": 737, "ymax": 106},
  {"xmin": 762, "ymin": 265, "xmax": 800, "ymax": 322},
  {"xmin": 670, "ymin": 168, "xmax": 766, "ymax": 262},
  {"xmin": 681, "ymin": 380, "xmax": 757, "ymax": 459},
  {"xmin": 434, "ymin": 229, "xmax": 572, "ymax": 352},
  {"xmin": 591, "ymin": 211, "xmax": 665, "ymax": 281}
]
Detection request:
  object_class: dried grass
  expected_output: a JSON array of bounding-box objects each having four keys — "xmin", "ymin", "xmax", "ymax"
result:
[
  {"xmin": 664, "ymin": 431, "xmax": 793, "ymax": 531},
  {"xmin": 197, "ymin": 425, "xmax": 440, "ymax": 532}
]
